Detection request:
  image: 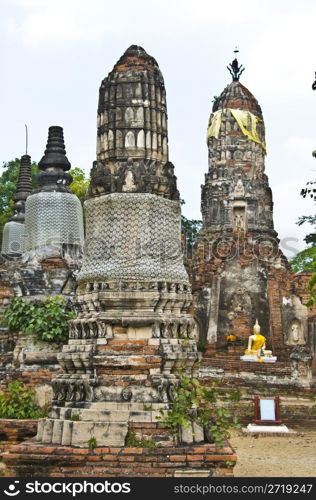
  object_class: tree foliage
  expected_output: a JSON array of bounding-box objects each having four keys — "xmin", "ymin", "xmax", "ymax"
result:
[
  {"xmin": 291, "ymin": 179, "xmax": 316, "ymax": 273},
  {"xmin": 306, "ymin": 273, "xmax": 316, "ymax": 307},
  {"xmin": 69, "ymin": 167, "xmax": 90, "ymax": 204},
  {"xmin": 290, "ymin": 246, "xmax": 316, "ymax": 273},
  {"xmin": 180, "ymin": 199, "xmax": 202, "ymax": 250}
]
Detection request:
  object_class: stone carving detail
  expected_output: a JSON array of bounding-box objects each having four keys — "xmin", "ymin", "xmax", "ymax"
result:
[
  {"xmin": 233, "ymin": 178, "xmax": 245, "ymax": 198},
  {"xmin": 291, "ymin": 321, "xmax": 300, "ymax": 343},
  {"xmin": 52, "ymin": 378, "xmax": 94, "ymax": 402},
  {"xmin": 77, "ymin": 193, "xmax": 188, "ymax": 284},
  {"xmin": 24, "ymin": 192, "xmax": 84, "ymax": 252},
  {"xmin": 121, "ymin": 387, "xmax": 133, "ymax": 401}
]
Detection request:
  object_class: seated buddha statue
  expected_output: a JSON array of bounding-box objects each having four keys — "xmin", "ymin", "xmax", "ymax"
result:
[{"xmin": 245, "ymin": 319, "xmax": 266, "ymax": 357}]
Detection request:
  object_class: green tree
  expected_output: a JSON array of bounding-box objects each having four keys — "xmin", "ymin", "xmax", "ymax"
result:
[
  {"xmin": 180, "ymin": 199, "xmax": 202, "ymax": 251},
  {"xmin": 290, "ymin": 246, "xmax": 316, "ymax": 273},
  {"xmin": 290, "ymin": 179, "xmax": 316, "ymax": 273},
  {"xmin": 291, "ymin": 175, "xmax": 316, "ymax": 306},
  {"xmin": 69, "ymin": 167, "xmax": 90, "ymax": 204}
]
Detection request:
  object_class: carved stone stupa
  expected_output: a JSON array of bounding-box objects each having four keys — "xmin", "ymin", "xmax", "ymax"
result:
[
  {"xmin": 23, "ymin": 126, "xmax": 84, "ymax": 266},
  {"xmin": 1, "ymin": 154, "xmax": 32, "ymax": 255},
  {"xmin": 35, "ymin": 46, "xmax": 200, "ymax": 448}
]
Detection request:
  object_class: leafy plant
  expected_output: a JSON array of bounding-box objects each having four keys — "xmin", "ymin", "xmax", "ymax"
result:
[
  {"xmin": 70, "ymin": 414, "xmax": 80, "ymax": 421},
  {"xmin": 3, "ymin": 296, "xmax": 75, "ymax": 342},
  {"xmin": 157, "ymin": 376, "xmax": 240, "ymax": 449},
  {"xmin": 306, "ymin": 273, "xmax": 316, "ymax": 307},
  {"xmin": 0, "ymin": 381, "xmax": 46, "ymax": 419},
  {"xmin": 227, "ymin": 389, "xmax": 242, "ymax": 402},
  {"xmin": 225, "ymin": 460, "xmax": 235, "ymax": 468},
  {"xmin": 88, "ymin": 436, "xmax": 97, "ymax": 450},
  {"xmin": 125, "ymin": 429, "xmax": 160, "ymax": 448}
]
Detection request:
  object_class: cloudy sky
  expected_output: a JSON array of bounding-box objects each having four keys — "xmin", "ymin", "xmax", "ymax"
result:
[{"xmin": 0, "ymin": 0, "xmax": 315, "ymax": 257}]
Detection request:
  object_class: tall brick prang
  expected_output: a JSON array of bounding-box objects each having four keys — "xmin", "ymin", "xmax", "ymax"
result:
[{"xmin": 192, "ymin": 54, "xmax": 314, "ymax": 388}]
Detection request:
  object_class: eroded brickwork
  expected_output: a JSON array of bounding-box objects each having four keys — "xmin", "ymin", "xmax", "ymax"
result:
[{"xmin": 192, "ymin": 59, "xmax": 315, "ymax": 388}]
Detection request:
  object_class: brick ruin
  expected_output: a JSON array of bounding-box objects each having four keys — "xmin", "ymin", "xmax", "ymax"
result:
[
  {"xmin": 191, "ymin": 55, "xmax": 316, "ymax": 389},
  {"xmin": 1, "ymin": 45, "xmax": 237, "ymax": 477},
  {"xmin": 0, "ymin": 127, "xmax": 84, "ymax": 398},
  {"xmin": 0, "ymin": 47, "xmax": 315, "ymax": 477}
]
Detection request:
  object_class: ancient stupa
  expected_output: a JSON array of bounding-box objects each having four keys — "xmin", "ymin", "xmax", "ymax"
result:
[
  {"xmin": 23, "ymin": 126, "xmax": 84, "ymax": 266},
  {"xmin": 193, "ymin": 54, "xmax": 311, "ymax": 384},
  {"xmin": 1, "ymin": 154, "xmax": 32, "ymax": 255},
  {"xmin": 3, "ymin": 46, "xmax": 236, "ymax": 477}
]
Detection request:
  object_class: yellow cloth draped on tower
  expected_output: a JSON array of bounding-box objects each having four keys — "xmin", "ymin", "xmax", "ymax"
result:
[
  {"xmin": 207, "ymin": 110, "xmax": 222, "ymax": 140},
  {"xmin": 207, "ymin": 108, "xmax": 266, "ymax": 153}
]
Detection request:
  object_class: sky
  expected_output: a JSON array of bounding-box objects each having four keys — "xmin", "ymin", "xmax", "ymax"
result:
[{"xmin": 0, "ymin": 0, "xmax": 315, "ymax": 258}]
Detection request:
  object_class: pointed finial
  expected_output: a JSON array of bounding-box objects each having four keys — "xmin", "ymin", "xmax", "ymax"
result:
[
  {"xmin": 38, "ymin": 126, "xmax": 71, "ymax": 171},
  {"xmin": 227, "ymin": 47, "xmax": 245, "ymax": 81},
  {"xmin": 9, "ymin": 154, "xmax": 32, "ymax": 222},
  {"xmin": 25, "ymin": 124, "xmax": 28, "ymax": 155}
]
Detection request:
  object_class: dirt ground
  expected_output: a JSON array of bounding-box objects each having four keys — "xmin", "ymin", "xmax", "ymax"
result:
[{"xmin": 230, "ymin": 427, "xmax": 316, "ymax": 477}]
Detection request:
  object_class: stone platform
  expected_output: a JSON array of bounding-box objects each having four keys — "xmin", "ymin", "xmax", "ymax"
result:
[
  {"xmin": 242, "ymin": 424, "xmax": 297, "ymax": 437},
  {"xmin": 240, "ymin": 355, "xmax": 277, "ymax": 363},
  {"xmin": 2, "ymin": 440, "xmax": 236, "ymax": 477}
]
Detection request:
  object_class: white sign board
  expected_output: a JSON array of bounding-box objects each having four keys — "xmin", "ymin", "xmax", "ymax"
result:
[{"xmin": 259, "ymin": 399, "xmax": 276, "ymax": 421}]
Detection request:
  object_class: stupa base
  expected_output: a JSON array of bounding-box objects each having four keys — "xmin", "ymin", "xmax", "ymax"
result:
[{"xmin": 2, "ymin": 440, "xmax": 236, "ymax": 478}]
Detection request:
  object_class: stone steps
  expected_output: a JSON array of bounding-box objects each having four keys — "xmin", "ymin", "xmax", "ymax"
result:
[{"xmin": 36, "ymin": 418, "xmax": 129, "ymax": 447}]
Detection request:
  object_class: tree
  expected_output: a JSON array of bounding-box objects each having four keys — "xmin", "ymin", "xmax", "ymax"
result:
[
  {"xmin": 290, "ymin": 246, "xmax": 316, "ymax": 273},
  {"xmin": 289, "ymin": 175, "xmax": 316, "ymax": 274},
  {"xmin": 180, "ymin": 199, "xmax": 202, "ymax": 253},
  {"xmin": 299, "ymin": 181, "xmax": 316, "ymax": 245},
  {"xmin": 69, "ymin": 167, "xmax": 90, "ymax": 204}
]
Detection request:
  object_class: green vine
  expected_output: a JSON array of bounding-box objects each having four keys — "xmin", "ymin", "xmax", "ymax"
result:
[
  {"xmin": 157, "ymin": 376, "xmax": 240, "ymax": 448},
  {"xmin": 0, "ymin": 381, "xmax": 47, "ymax": 419},
  {"xmin": 2, "ymin": 296, "xmax": 75, "ymax": 342}
]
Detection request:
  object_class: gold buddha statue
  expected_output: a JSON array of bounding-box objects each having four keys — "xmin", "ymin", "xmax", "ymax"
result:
[{"xmin": 245, "ymin": 319, "xmax": 266, "ymax": 357}]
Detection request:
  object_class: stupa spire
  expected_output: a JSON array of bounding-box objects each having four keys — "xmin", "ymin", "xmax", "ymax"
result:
[
  {"xmin": 36, "ymin": 126, "xmax": 72, "ymax": 192},
  {"xmin": 1, "ymin": 154, "xmax": 32, "ymax": 255},
  {"xmin": 38, "ymin": 126, "xmax": 71, "ymax": 171},
  {"xmin": 11, "ymin": 154, "xmax": 32, "ymax": 221}
]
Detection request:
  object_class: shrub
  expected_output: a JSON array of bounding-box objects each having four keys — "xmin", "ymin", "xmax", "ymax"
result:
[
  {"xmin": 157, "ymin": 376, "xmax": 240, "ymax": 448},
  {"xmin": 3, "ymin": 296, "xmax": 75, "ymax": 342},
  {"xmin": 0, "ymin": 381, "xmax": 46, "ymax": 419}
]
